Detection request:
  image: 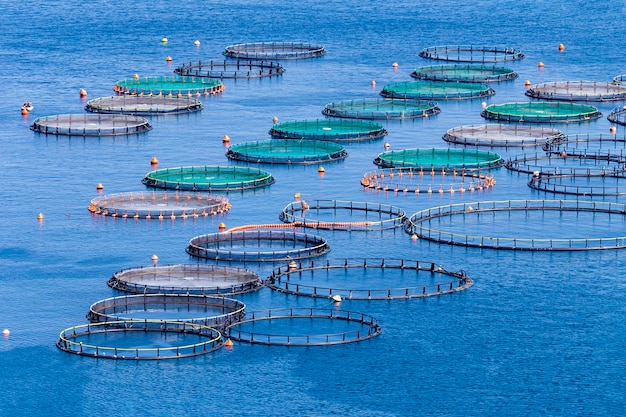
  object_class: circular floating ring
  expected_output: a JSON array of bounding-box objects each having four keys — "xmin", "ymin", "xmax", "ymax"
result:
[
  {"xmin": 404, "ymin": 199, "xmax": 626, "ymax": 251},
  {"xmin": 411, "ymin": 64, "xmax": 518, "ymax": 83},
  {"xmin": 481, "ymin": 102, "xmax": 602, "ymax": 123},
  {"xmin": 505, "ymin": 151, "xmax": 626, "ymax": 176},
  {"xmin": 141, "ymin": 166, "xmax": 275, "ymax": 192},
  {"xmin": 321, "ymin": 98, "xmax": 440, "ymax": 120},
  {"xmin": 85, "ymin": 96, "xmax": 203, "ymax": 115},
  {"xmin": 374, "ymin": 148, "xmax": 504, "ymax": 170},
  {"xmin": 56, "ymin": 320, "xmax": 223, "ymax": 360},
  {"xmin": 443, "ymin": 124, "xmax": 565, "ymax": 147},
  {"xmin": 225, "ymin": 308, "xmax": 381, "ymax": 346},
  {"xmin": 187, "ymin": 230, "xmax": 330, "ymax": 262},
  {"xmin": 418, "ymin": 45, "xmax": 525, "ymax": 63},
  {"xmin": 87, "ymin": 191, "xmax": 231, "ymax": 219},
  {"xmin": 361, "ymin": 167, "xmax": 496, "ymax": 194},
  {"xmin": 113, "ymin": 76, "xmax": 224, "ymax": 96},
  {"xmin": 30, "ymin": 114, "xmax": 152, "ymax": 136},
  {"xmin": 269, "ymin": 119, "xmax": 387, "ymax": 142},
  {"xmin": 544, "ymin": 133, "xmax": 626, "ymax": 154},
  {"xmin": 87, "ymin": 294, "xmax": 246, "ymax": 328},
  {"xmin": 174, "ymin": 59, "xmax": 285, "ymax": 79},
  {"xmin": 279, "ymin": 199, "xmax": 406, "ymax": 230},
  {"xmin": 108, "ymin": 264, "xmax": 263, "ymax": 296},
  {"xmin": 528, "ymin": 172, "xmax": 626, "ymax": 196},
  {"xmin": 266, "ymin": 258, "xmax": 472, "ymax": 300},
  {"xmin": 379, "ymin": 81, "xmax": 495, "ymax": 100},
  {"xmin": 613, "ymin": 74, "xmax": 626, "ymax": 84},
  {"xmin": 225, "ymin": 139, "xmax": 347, "ymax": 164},
  {"xmin": 525, "ymin": 81, "xmax": 626, "ymax": 102},
  {"xmin": 607, "ymin": 106, "xmax": 626, "ymax": 126},
  {"xmin": 223, "ymin": 42, "xmax": 326, "ymax": 60}
]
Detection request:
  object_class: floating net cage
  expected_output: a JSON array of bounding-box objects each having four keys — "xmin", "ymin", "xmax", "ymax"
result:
[
  {"xmin": 88, "ymin": 191, "xmax": 230, "ymax": 219},
  {"xmin": 269, "ymin": 119, "xmax": 387, "ymax": 142},
  {"xmin": 613, "ymin": 74, "xmax": 626, "ymax": 84},
  {"xmin": 85, "ymin": 96, "xmax": 203, "ymax": 115},
  {"xmin": 86, "ymin": 294, "xmax": 246, "ymax": 329},
  {"xmin": 443, "ymin": 124, "xmax": 566, "ymax": 148},
  {"xmin": 223, "ymin": 42, "xmax": 326, "ymax": 60},
  {"xmin": 225, "ymin": 139, "xmax": 347, "ymax": 164},
  {"xmin": 108, "ymin": 264, "xmax": 263, "ymax": 296},
  {"xmin": 525, "ymin": 81, "xmax": 626, "ymax": 102},
  {"xmin": 266, "ymin": 258, "xmax": 472, "ymax": 300},
  {"xmin": 379, "ymin": 80, "xmax": 495, "ymax": 100},
  {"xmin": 174, "ymin": 60, "xmax": 285, "ymax": 79},
  {"xmin": 404, "ymin": 199, "xmax": 626, "ymax": 251},
  {"xmin": 361, "ymin": 167, "xmax": 496, "ymax": 194},
  {"xmin": 418, "ymin": 45, "xmax": 525, "ymax": 63},
  {"xmin": 528, "ymin": 172, "xmax": 626, "ymax": 196},
  {"xmin": 187, "ymin": 230, "xmax": 331, "ymax": 262},
  {"xmin": 142, "ymin": 166, "xmax": 275, "ymax": 192},
  {"xmin": 504, "ymin": 151, "xmax": 626, "ymax": 176},
  {"xmin": 321, "ymin": 98, "xmax": 440, "ymax": 120},
  {"xmin": 481, "ymin": 102, "xmax": 602, "ymax": 123},
  {"xmin": 30, "ymin": 114, "xmax": 152, "ymax": 136},
  {"xmin": 374, "ymin": 148, "xmax": 504, "ymax": 170},
  {"xmin": 56, "ymin": 320, "xmax": 223, "ymax": 360},
  {"xmin": 225, "ymin": 308, "xmax": 381, "ymax": 346},
  {"xmin": 544, "ymin": 133, "xmax": 626, "ymax": 155},
  {"xmin": 410, "ymin": 64, "xmax": 518, "ymax": 83},
  {"xmin": 607, "ymin": 106, "xmax": 626, "ymax": 126},
  {"xmin": 278, "ymin": 200, "xmax": 406, "ymax": 231},
  {"xmin": 113, "ymin": 76, "xmax": 224, "ymax": 96}
]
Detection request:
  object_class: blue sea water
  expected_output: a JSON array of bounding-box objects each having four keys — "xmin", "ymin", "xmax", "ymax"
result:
[{"xmin": 1, "ymin": 1, "xmax": 626, "ymax": 415}]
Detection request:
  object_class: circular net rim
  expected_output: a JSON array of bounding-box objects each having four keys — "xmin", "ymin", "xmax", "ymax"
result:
[
  {"xmin": 88, "ymin": 191, "xmax": 231, "ymax": 219},
  {"xmin": 607, "ymin": 107, "xmax": 626, "ymax": 126},
  {"xmin": 225, "ymin": 139, "xmax": 348, "ymax": 164},
  {"xmin": 443, "ymin": 124, "xmax": 566, "ymax": 147},
  {"xmin": 410, "ymin": 64, "xmax": 518, "ymax": 83},
  {"xmin": 223, "ymin": 42, "xmax": 326, "ymax": 60},
  {"xmin": 113, "ymin": 76, "xmax": 224, "ymax": 96},
  {"xmin": 481, "ymin": 102, "xmax": 603, "ymax": 123},
  {"xmin": 266, "ymin": 258, "xmax": 472, "ymax": 300},
  {"xmin": 321, "ymin": 98, "xmax": 441, "ymax": 120},
  {"xmin": 278, "ymin": 199, "xmax": 407, "ymax": 231},
  {"xmin": 269, "ymin": 119, "xmax": 388, "ymax": 142},
  {"xmin": 544, "ymin": 133, "xmax": 626, "ymax": 152},
  {"xmin": 108, "ymin": 264, "xmax": 263, "ymax": 296},
  {"xmin": 379, "ymin": 81, "xmax": 495, "ymax": 100},
  {"xmin": 525, "ymin": 81, "xmax": 626, "ymax": 102},
  {"xmin": 30, "ymin": 114, "xmax": 152, "ymax": 136},
  {"xmin": 528, "ymin": 173, "xmax": 626, "ymax": 196},
  {"xmin": 225, "ymin": 308, "xmax": 381, "ymax": 346},
  {"xmin": 418, "ymin": 45, "xmax": 525, "ymax": 63},
  {"xmin": 186, "ymin": 230, "xmax": 331, "ymax": 262},
  {"xmin": 404, "ymin": 199, "xmax": 626, "ymax": 251},
  {"xmin": 141, "ymin": 166, "xmax": 276, "ymax": 192},
  {"xmin": 613, "ymin": 74, "xmax": 626, "ymax": 84},
  {"xmin": 174, "ymin": 59, "xmax": 285, "ymax": 79},
  {"xmin": 85, "ymin": 96, "xmax": 203, "ymax": 115},
  {"xmin": 373, "ymin": 148, "xmax": 504, "ymax": 170},
  {"xmin": 504, "ymin": 151, "xmax": 626, "ymax": 176},
  {"xmin": 56, "ymin": 320, "xmax": 223, "ymax": 360}
]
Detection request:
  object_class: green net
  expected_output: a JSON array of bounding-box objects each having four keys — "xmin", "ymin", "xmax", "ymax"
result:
[
  {"xmin": 410, "ymin": 64, "xmax": 517, "ymax": 83},
  {"xmin": 113, "ymin": 76, "xmax": 224, "ymax": 96},
  {"xmin": 269, "ymin": 119, "xmax": 387, "ymax": 142},
  {"xmin": 481, "ymin": 102, "xmax": 602, "ymax": 123},
  {"xmin": 322, "ymin": 98, "xmax": 440, "ymax": 120},
  {"xmin": 374, "ymin": 148, "xmax": 503, "ymax": 169},
  {"xmin": 142, "ymin": 166, "xmax": 275, "ymax": 191},
  {"xmin": 226, "ymin": 139, "xmax": 347, "ymax": 164},
  {"xmin": 380, "ymin": 80, "xmax": 494, "ymax": 100}
]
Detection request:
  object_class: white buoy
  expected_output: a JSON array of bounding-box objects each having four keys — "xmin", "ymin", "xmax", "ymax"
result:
[{"xmin": 332, "ymin": 294, "xmax": 342, "ymax": 303}]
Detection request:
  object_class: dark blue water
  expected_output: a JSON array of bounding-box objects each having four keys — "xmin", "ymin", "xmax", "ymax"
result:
[{"xmin": 2, "ymin": 1, "xmax": 626, "ymax": 415}]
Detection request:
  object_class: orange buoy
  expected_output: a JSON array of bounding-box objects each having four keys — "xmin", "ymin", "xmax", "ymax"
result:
[
  {"xmin": 610, "ymin": 126, "xmax": 617, "ymax": 134},
  {"xmin": 165, "ymin": 56, "xmax": 172, "ymax": 62},
  {"xmin": 96, "ymin": 183, "xmax": 104, "ymax": 190},
  {"xmin": 150, "ymin": 156, "xmax": 159, "ymax": 165},
  {"xmin": 538, "ymin": 62, "xmax": 544, "ymax": 68},
  {"xmin": 79, "ymin": 88, "xmax": 87, "ymax": 97},
  {"xmin": 411, "ymin": 234, "xmax": 418, "ymax": 241},
  {"xmin": 288, "ymin": 260, "xmax": 298, "ymax": 271},
  {"xmin": 318, "ymin": 166, "xmax": 325, "ymax": 173},
  {"xmin": 560, "ymin": 151, "xmax": 567, "ymax": 158},
  {"xmin": 37, "ymin": 213, "xmax": 44, "ymax": 221},
  {"xmin": 272, "ymin": 116, "xmax": 279, "ymax": 124},
  {"xmin": 525, "ymin": 80, "xmax": 531, "ymax": 86},
  {"xmin": 21, "ymin": 108, "xmax": 29, "ymax": 115},
  {"xmin": 218, "ymin": 222, "xmax": 226, "ymax": 231},
  {"xmin": 558, "ymin": 43, "xmax": 565, "ymax": 51},
  {"xmin": 133, "ymin": 73, "xmax": 139, "ymax": 79},
  {"xmin": 222, "ymin": 135, "xmax": 230, "ymax": 143},
  {"xmin": 371, "ymin": 80, "xmax": 376, "ymax": 86},
  {"xmin": 151, "ymin": 254, "xmax": 159, "ymax": 262},
  {"xmin": 294, "ymin": 192, "xmax": 301, "ymax": 200},
  {"xmin": 392, "ymin": 62, "xmax": 398, "ymax": 68},
  {"xmin": 224, "ymin": 339, "xmax": 234, "ymax": 347}
]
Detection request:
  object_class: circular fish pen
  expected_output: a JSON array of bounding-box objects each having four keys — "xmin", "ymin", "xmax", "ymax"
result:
[
  {"xmin": 374, "ymin": 148, "xmax": 504, "ymax": 170},
  {"xmin": 528, "ymin": 172, "xmax": 626, "ymax": 196},
  {"xmin": 269, "ymin": 119, "xmax": 387, "ymax": 142},
  {"xmin": 86, "ymin": 294, "xmax": 246, "ymax": 328},
  {"xmin": 410, "ymin": 64, "xmax": 518, "ymax": 83},
  {"xmin": 30, "ymin": 114, "xmax": 152, "ymax": 136},
  {"xmin": 108, "ymin": 264, "xmax": 263, "ymax": 296},
  {"xmin": 175, "ymin": 60, "xmax": 285, "ymax": 79},
  {"xmin": 142, "ymin": 166, "xmax": 275, "ymax": 192},
  {"xmin": 418, "ymin": 45, "xmax": 525, "ymax": 63},
  {"xmin": 278, "ymin": 200, "xmax": 406, "ymax": 231},
  {"xmin": 225, "ymin": 139, "xmax": 347, "ymax": 164},
  {"xmin": 525, "ymin": 81, "xmax": 626, "ymax": 102},
  {"xmin": 481, "ymin": 102, "xmax": 602, "ymax": 123},
  {"xmin": 361, "ymin": 167, "xmax": 496, "ymax": 194},
  {"xmin": 321, "ymin": 98, "xmax": 440, "ymax": 120},
  {"xmin": 266, "ymin": 258, "xmax": 472, "ymax": 300},
  {"xmin": 56, "ymin": 320, "xmax": 222, "ymax": 360},
  {"xmin": 223, "ymin": 42, "xmax": 326, "ymax": 60},
  {"xmin": 88, "ymin": 191, "xmax": 230, "ymax": 219},
  {"xmin": 113, "ymin": 76, "xmax": 224, "ymax": 96},
  {"xmin": 187, "ymin": 230, "xmax": 331, "ymax": 262},
  {"xmin": 613, "ymin": 74, "xmax": 626, "ymax": 84},
  {"xmin": 379, "ymin": 81, "xmax": 495, "ymax": 100},
  {"xmin": 504, "ymin": 151, "xmax": 626, "ymax": 176},
  {"xmin": 85, "ymin": 96, "xmax": 203, "ymax": 115},
  {"xmin": 443, "ymin": 124, "xmax": 565, "ymax": 147},
  {"xmin": 544, "ymin": 133, "xmax": 626, "ymax": 154},
  {"xmin": 225, "ymin": 308, "xmax": 381, "ymax": 346},
  {"xmin": 607, "ymin": 106, "xmax": 626, "ymax": 126},
  {"xmin": 404, "ymin": 199, "xmax": 626, "ymax": 251}
]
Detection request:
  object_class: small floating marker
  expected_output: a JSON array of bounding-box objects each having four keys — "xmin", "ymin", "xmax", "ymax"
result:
[
  {"xmin": 371, "ymin": 80, "xmax": 376, "ymax": 86},
  {"xmin": 481, "ymin": 101, "xmax": 487, "ymax": 109},
  {"xmin": 384, "ymin": 142, "xmax": 390, "ymax": 149},
  {"xmin": 318, "ymin": 166, "xmax": 325, "ymax": 173},
  {"xmin": 222, "ymin": 134, "xmax": 230, "ymax": 143},
  {"xmin": 533, "ymin": 170, "xmax": 541, "ymax": 178},
  {"xmin": 610, "ymin": 126, "xmax": 617, "ymax": 134},
  {"xmin": 560, "ymin": 151, "xmax": 567, "ymax": 158},
  {"xmin": 294, "ymin": 192, "xmax": 301, "ymax": 201},
  {"xmin": 37, "ymin": 213, "xmax": 44, "ymax": 221},
  {"xmin": 558, "ymin": 43, "xmax": 565, "ymax": 51},
  {"xmin": 525, "ymin": 80, "xmax": 531, "ymax": 86},
  {"xmin": 194, "ymin": 40, "xmax": 201, "ymax": 46},
  {"xmin": 150, "ymin": 156, "xmax": 159, "ymax": 165},
  {"xmin": 133, "ymin": 73, "xmax": 139, "ymax": 79},
  {"xmin": 79, "ymin": 88, "xmax": 87, "ymax": 97},
  {"xmin": 224, "ymin": 339, "xmax": 234, "ymax": 347},
  {"xmin": 538, "ymin": 62, "xmax": 544, "ymax": 68},
  {"xmin": 21, "ymin": 108, "xmax": 29, "ymax": 115},
  {"xmin": 288, "ymin": 260, "xmax": 298, "ymax": 271},
  {"xmin": 392, "ymin": 62, "xmax": 398, "ymax": 68},
  {"xmin": 96, "ymin": 183, "xmax": 104, "ymax": 191},
  {"xmin": 151, "ymin": 254, "xmax": 159, "ymax": 263},
  {"xmin": 161, "ymin": 37, "xmax": 168, "ymax": 43},
  {"xmin": 165, "ymin": 56, "xmax": 172, "ymax": 62},
  {"xmin": 2, "ymin": 329, "xmax": 9, "ymax": 337},
  {"xmin": 218, "ymin": 222, "xmax": 226, "ymax": 232},
  {"xmin": 331, "ymin": 294, "xmax": 342, "ymax": 303},
  {"xmin": 411, "ymin": 234, "xmax": 418, "ymax": 241},
  {"xmin": 272, "ymin": 116, "xmax": 279, "ymax": 124},
  {"xmin": 466, "ymin": 206, "xmax": 474, "ymax": 211}
]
